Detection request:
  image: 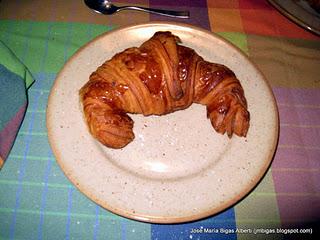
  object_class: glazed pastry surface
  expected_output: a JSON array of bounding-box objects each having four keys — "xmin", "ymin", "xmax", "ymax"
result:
[{"xmin": 80, "ymin": 32, "xmax": 250, "ymax": 148}]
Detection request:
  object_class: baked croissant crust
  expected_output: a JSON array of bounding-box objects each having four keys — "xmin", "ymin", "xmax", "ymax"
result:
[{"xmin": 79, "ymin": 31, "xmax": 250, "ymax": 148}]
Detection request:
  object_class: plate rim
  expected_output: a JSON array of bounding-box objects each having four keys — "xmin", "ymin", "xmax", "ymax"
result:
[
  {"xmin": 47, "ymin": 21, "xmax": 279, "ymax": 223},
  {"xmin": 268, "ymin": 0, "xmax": 320, "ymax": 35}
]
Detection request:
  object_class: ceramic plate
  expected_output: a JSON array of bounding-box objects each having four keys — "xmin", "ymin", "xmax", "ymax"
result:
[
  {"xmin": 268, "ymin": 0, "xmax": 320, "ymax": 35},
  {"xmin": 47, "ymin": 22, "xmax": 279, "ymax": 223}
]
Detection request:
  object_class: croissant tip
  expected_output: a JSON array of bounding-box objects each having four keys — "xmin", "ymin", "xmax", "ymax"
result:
[
  {"xmin": 98, "ymin": 131, "xmax": 135, "ymax": 149},
  {"xmin": 153, "ymin": 31, "xmax": 181, "ymax": 44}
]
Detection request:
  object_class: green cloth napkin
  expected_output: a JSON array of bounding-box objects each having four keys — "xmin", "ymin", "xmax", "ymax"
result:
[{"xmin": 0, "ymin": 40, "xmax": 34, "ymax": 168}]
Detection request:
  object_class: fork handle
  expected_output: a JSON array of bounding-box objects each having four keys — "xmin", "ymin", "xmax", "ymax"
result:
[{"xmin": 119, "ymin": 6, "xmax": 190, "ymax": 18}]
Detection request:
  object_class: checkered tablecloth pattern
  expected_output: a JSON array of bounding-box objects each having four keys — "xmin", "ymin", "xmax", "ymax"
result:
[{"xmin": 0, "ymin": 0, "xmax": 319, "ymax": 239}]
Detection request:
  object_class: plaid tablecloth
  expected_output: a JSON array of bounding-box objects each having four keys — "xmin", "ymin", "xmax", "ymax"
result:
[{"xmin": 0, "ymin": 0, "xmax": 319, "ymax": 239}]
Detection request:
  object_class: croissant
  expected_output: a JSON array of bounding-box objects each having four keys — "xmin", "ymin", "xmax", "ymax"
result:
[{"xmin": 79, "ymin": 31, "xmax": 250, "ymax": 149}]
